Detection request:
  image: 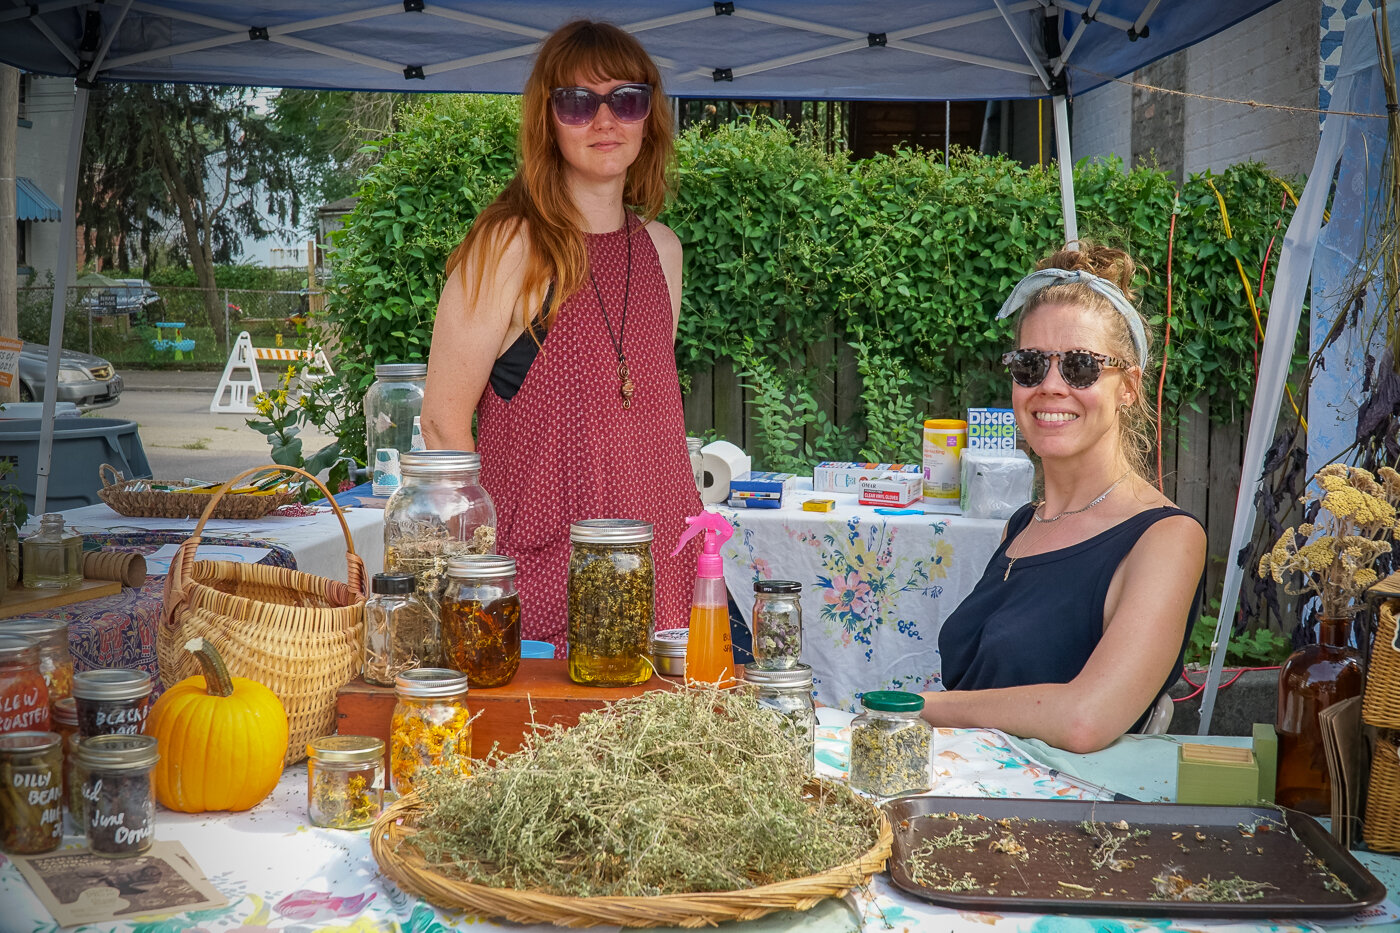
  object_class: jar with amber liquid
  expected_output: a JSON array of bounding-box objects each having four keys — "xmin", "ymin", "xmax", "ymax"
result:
[
  {"xmin": 390, "ymin": 668, "xmax": 471, "ymax": 796},
  {"xmin": 0, "ymin": 619, "xmax": 74, "ymax": 702},
  {"xmin": 567, "ymin": 519, "xmax": 654, "ymax": 687},
  {"xmin": 0, "ymin": 634, "xmax": 50, "ymax": 734},
  {"xmin": 1276, "ymin": 614, "xmax": 1364, "ymax": 814},
  {"xmin": 442, "ymin": 556, "xmax": 521, "ymax": 688}
]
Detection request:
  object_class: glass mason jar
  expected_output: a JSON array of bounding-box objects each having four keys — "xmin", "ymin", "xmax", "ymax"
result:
[
  {"xmin": 567, "ymin": 519, "xmax": 655, "ymax": 687},
  {"xmin": 2, "ymin": 519, "xmax": 19, "ymax": 590},
  {"xmin": 0, "ymin": 634, "xmax": 50, "ymax": 734},
  {"xmin": 21, "ymin": 514, "xmax": 82, "ymax": 590},
  {"xmin": 443, "ymin": 556, "xmax": 521, "ymax": 688},
  {"xmin": 0, "ymin": 618, "xmax": 74, "ymax": 702},
  {"xmin": 384, "ymin": 451, "xmax": 497, "ymax": 622},
  {"xmin": 744, "ymin": 662, "xmax": 816, "ymax": 773},
  {"xmin": 848, "ymin": 691, "xmax": 933, "ymax": 798},
  {"xmin": 1276, "ymin": 615, "xmax": 1364, "ymax": 814},
  {"xmin": 51, "ymin": 699, "xmax": 82, "ymax": 829},
  {"xmin": 390, "ymin": 669, "xmax": 471, "ymax": 796},
  {"xmin": 364, "ymin": 363, "xmax": 428, "ymax": 497},
  {"xmin": 363, "ymin": 572, "xmax": 437, "ymax": 686},
  {"xmin": 76, "ymin": 733, "xmax": 159, "ymax": 857},
  {"xmin": 752, "ymin": 580, "xmax": 803, "ymax": 670},
  {"xmin": 306, "ymin": 735, "xmax": 385, "ymax": 830},
  {"xmin": 0, "ymin": 731, "xmax": 64, "ymax": 854},
  {"xmin": 73, "ymin": 669, "xmax": 153, "ymax": 737},
  {"xmin": 687, "ymin": 437, "xmax": 704, "ymax": 495}
]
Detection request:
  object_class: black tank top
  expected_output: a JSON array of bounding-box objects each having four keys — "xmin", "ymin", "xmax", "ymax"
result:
[
  {"xmin": 939, "ymin": 503, "xmax": 1204, "ymax": 731},
  {"xmin": 487, "ymin": 284, "xmax": 553, "ymax": 401}
]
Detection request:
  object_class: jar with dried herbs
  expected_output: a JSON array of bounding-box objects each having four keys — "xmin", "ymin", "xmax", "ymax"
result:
[
  {"xmin": 72, "ymin": 669, "xmax": 152, "ymax": 737},
  {"xmin": 442, "ymin": 555, "xmax": 521, "ymax": 688},
  {"xmin": 390, "ymin": 668, "xmax": 471, "ymax": 795},
  {"xmin": 0, "ymin": 618, "xmax": 74, "ymax": 702},
  {"xmin": 0, "ymin": 634, "xmax": 50, "ymax": 734},
  {"xmin": 847, "ymin": 691, "xmax": 933, "ymax": 798},
  {"xmin": 76, "ymin": 733, "xmax": 159, "ymax": 857},
  {"xmin": 306, "ymin": 735, "xmax": 384, "ymax": 830},
  {"xmin": 384, "ymin": 451, "xmax": 497, "ymax": 623},
  {"xmin": 0, "ymin": 731, "xmax": 64, "ymax": 854},
  {"xmin": 752, "ymin": 580, "xmax": 803, "ymax": 670},
  {"xmin": 743, "ymin": 663, "xmax": 816, "ymax": 772},
  {"xmin": 363, "ymin": 573, "xmax": 437, "ymax": 685},
  {"xmin": 567, "ymin": 520, "xmax": 655, "ymax": 687}
]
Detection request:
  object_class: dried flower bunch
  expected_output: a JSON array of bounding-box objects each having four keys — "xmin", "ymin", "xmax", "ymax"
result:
[{"xmin": 1258, "ymin": 464, "xmax": 1400, "ymax": 619}]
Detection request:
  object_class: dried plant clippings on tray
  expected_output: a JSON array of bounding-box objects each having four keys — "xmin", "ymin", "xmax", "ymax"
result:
[
  {"xmin": 406, "ymin": 686, "xmax": 881, "ymax": 898},
  {"xmin": 1151, "ymin": 870, "xmax": 1275, "ymax": 903},
  {"xmin": 1081, "ymin": 819, "xmax": 1150, "ymax": 872}
]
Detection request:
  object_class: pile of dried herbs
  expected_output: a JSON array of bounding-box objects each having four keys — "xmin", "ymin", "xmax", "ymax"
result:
[{"xmin": 409, "ymin": 687, "xmax": 880, "ymax": 897}]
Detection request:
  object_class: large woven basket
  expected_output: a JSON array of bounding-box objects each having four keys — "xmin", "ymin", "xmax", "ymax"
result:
[
  {"xmin": 1362, "ymin": 730, "xmax": 1400, "ymax": 852},
  {"xmin": 370, "ymin": 781, "xmax": 891, "ymax": 928},
  {"xmin": 1362, "ymin": 598, "xmax": 1400, "ymax": 729},
  {"xmin": 99, "ymin": 463, "xmax": 294, "ymax": 519},
  {"xmin": 158, "ymin": 466, "xmax": 366, "ymax": 765}
]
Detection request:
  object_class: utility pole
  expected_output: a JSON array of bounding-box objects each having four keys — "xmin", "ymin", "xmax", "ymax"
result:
[{"xmin": 0, "ymin": 65, "xmax": 19, "ymax": 404}]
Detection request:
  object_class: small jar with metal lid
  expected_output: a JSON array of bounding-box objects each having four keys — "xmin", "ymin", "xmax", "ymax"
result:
[
  {"xmin": 567, "ymin": 519, "xmax": 655, "ymax": 687},
  {"xmin": 743, "ymin": 663, "xmax": 817, "ymax": 772},
  {"xmin": 0, "ymin": 619, "xmax": 73, "ymax": 702},
  {"xmin": 364, "ymin": 362, "xmax": 428, "ymax": 497},
  {"xmin": 650, "ymin": 628, "xmax": 688, "ymax": 678},
  {"xmin": 0, "ymin": 731, "xmax": 64, "ymax": 854},
  {"xmin": 0, "ymin": 634, "xmax": 49, "ymax": 734},
  {"xmin": 442, "ymin": 556, "xmax": 521, "ymax": 688},
  {"xmin": 73, "ymin": 669, "xmax": 153, "ymax": 737},
  {"xmin": 76, "ymin": 733, "xmax": 159, "ymax": 857},
  {"xmin": 847, "ymin": 691, "xmax": 933, "ymax": 798},
  {"xmin": 363, "ymin": 572, "xmax": 437, "ymax": 686},
  {"xmin": 390, "ymin": 668, "xmax": 471, "ymax": 795},
  {"xmin": 752, "ymin": 580, "xmax": 803, "ymax": 670},
  {"xmin": 306, "ymin": 735, "xmax": 385, "ymax": 830}
]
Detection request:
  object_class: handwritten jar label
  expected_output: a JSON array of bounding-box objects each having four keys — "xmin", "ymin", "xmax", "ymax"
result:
[
  {"xmin": 0, "ymin": 738, "xmax": 64, "ymax": 854},
  {"xmin": 83, "ymin": 772, "xmax": 155, "ymax": 857},
  {"xmin": 75, "ymin": 697, "xmax": 150, "ymax": 738}
]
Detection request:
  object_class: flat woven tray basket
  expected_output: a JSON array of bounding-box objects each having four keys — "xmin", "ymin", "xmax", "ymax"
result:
[
  {"xmin": 98, "ymin": 463, "xmax": 295, "ymax": 520},
  {"xmin": 371, "ymin": 781, "xmax": 892, "ymax": 928}
]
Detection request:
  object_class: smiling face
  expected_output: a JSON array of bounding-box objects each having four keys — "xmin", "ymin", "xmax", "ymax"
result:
[
  {"xmin": 1013, "ymin": 302, "xmax": 1141, "ymax": 469},
  {"xmin": 552, "ymin": 75, "xmax": 648, "ymax": 189}
]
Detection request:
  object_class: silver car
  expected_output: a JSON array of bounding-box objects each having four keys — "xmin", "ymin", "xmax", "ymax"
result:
[{"xmin": 18, "ymin": 342, "xmax": 123, "ymax": 410}]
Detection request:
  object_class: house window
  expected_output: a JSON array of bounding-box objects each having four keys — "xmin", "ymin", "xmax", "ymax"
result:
[
  {"xmin": 17, "ymin": 73, "xmax": 29, "ymax": 126},
  {"xmin": 17, "ymin": 220, "xmax": 28, "ymax": 267}
]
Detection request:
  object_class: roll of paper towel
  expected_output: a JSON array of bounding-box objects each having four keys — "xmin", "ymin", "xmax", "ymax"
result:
[{"xmin": 699, "ymin": 440, "xmax": 750, "ymax": 504}]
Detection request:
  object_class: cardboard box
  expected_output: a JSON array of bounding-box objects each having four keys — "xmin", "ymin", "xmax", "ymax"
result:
[
  {"xmin": 1176, "ymin": 743, "xmax": 1260, "ymax": 805},
  {"xmin": 967, "ymin": 407, "xmax": 1018, "ymax": 450},
  {"xmin": 726, "ymin": 493, "xmax": 782, "ymax": 509},
  {"xmin": 813, "ymin": 462, "xmax": 921, "ymax": 493},
  {"xmin": 727, "ymin": 472, "xmax": 795, "ymax": 508},
  {"xmin": 857, "ymin": 473, "xmax": 923, "ymax": 507}
]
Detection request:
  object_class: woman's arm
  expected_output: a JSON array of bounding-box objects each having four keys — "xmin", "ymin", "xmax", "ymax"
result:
[
  {"xmin": 644, "ymin": 220, "xmax": 684, "ymax": 338},
  {"xmin": 920, "ymin": 514, "xmax": 1206, "ymax": 753},
  {"xmin": 421, "ymin": 230, "xmax": 528, "ymax": 451}
]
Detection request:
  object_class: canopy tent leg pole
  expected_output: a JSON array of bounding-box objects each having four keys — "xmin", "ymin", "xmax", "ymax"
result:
[
  {"xmin": 1052, "ymin": 94, "xmax": 1078, "ymax": 248},
  {"xmin": 34, "ymin": 85, "xmax": 88, "ymax": 516}
]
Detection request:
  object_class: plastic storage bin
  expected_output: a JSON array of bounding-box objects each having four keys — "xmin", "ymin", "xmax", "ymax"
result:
[{"xmin": 0, "ymin": 419, "xmax": 150, "ymax": 512}]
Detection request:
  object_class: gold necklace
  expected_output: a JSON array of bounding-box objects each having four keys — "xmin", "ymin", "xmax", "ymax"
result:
[
  {"xmin": 1002, "ymin": 472, "xmax": 1130, "ymax": 580},
  {"xmin": 1003, "ymin": 517, "xmax": 1058, "ymax": 581}
]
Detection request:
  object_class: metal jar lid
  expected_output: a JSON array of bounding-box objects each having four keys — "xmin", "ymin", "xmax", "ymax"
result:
[
  {"xmin": 306, "ymin": 734, "xmax": 384, "ymax": 765},
  {"xmin": 0, "ymin": 731, "xmax": 62, "ymax": 756},
  {"xmin": 447, "ymin": 555, "xmax": 516, "ymax": 580},
  {"xmin": 0, "ymin": 633, "xmax": 38, "ymax": 663},
  {"xmin": 400, "ymin": 450, "xmax": 481, "ymax": 475},
  {"xmin": 0, "ymin": 618, "xmax": 70, "ymax": 646},
  {"xmin": 743, "ymin": 662, "xmax": 813, "ymax": 688},
  {"xmin": 52, "ymin": 697, "xmax": 78, "ymax": 727},
  {"xmin": 569, "ymin": 518, "xmax": 654, "ymax": 544},
  {"xmin": 74, "ymin": 734, "xmax": 160, "ymax": 771},
  {"xmin": 650, "ymin": 628, "xmax": 688, "ymax": 658},
  {"xmin": 395, "ymin": 667, "xmax": 469, "ymax": 698},
  {"xmin": 754, "ymin": 580, "xmax": 802, "ymax": 594},
  {"xmin": 72, "ymin": 669, "xmax": 153, "ymax": 701},
  {"xmin": 374, "ymin": 363, "xmax": 427, "ymax": 379}
]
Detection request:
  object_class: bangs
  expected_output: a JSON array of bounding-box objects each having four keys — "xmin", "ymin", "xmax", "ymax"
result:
[{"xmin": 536, "ymin": 21, "xmax": 660, "ymax": 90}]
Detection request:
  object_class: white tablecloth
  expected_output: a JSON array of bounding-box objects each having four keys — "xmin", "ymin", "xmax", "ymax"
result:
[{"xmin": 714, "ymin": 482, "xmax": 1004, "ymax": 708}]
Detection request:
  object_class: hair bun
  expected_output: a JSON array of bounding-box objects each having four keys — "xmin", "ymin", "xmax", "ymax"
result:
[{"xmin": 1036, "ymin": 243, "xmax": 1137, "ymax": 303}]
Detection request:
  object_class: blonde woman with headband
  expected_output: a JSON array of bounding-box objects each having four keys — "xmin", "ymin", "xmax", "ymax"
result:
[{"xmin": 923, "ymin": 244, "xmax": 1206, "ymax": 753}]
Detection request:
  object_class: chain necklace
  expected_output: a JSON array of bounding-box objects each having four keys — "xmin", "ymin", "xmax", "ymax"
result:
[
  {"xmin": 590, "ymin": 215, "xmax": 634, "ymax": 409},
  {"xmin": 1003, "ymin": 470, "xmax": 1131, "ymax": 581}
]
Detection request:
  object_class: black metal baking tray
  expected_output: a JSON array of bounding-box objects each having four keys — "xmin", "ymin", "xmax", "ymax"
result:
[{"xmin": 884, "ymin": 796, "xmax": 1386, "ymax": 919}]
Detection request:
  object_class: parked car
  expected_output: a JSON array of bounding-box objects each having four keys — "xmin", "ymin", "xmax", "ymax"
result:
[
  {"xmin": 78, "ymin": 279, "xmax": 161, "ymax": 317},
  {"xmin": 17, "ymin": 342, "xmax": 124, "ymax": 410}
]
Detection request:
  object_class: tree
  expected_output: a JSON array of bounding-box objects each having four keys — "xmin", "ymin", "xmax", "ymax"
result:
[
  {"xmin": 78, "ymin": 84, "xmax": 301, "ymax": 347},
  {"xmin": 271, "ymin": 89, "xmax": 407, "ymax": 208}
]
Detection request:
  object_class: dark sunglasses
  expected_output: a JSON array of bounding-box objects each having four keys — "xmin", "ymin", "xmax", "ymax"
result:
[
  {"xmin": 1001, "ymin": 348, "xmax": 1130, "ymax": 389},
  {"xmin": 550, "ymin": 83, "xmax": 652, "ymax": 126}
]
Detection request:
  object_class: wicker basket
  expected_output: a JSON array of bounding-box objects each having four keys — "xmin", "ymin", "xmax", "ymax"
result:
[
  {"xmin": 370, "ymin": 782, "xmax": 891, "ymax": 928},
  {"xmin": 1363, "ymin": 599, "xmax": 1400, "ymax": 729},
  {"xmin": 99, "ymin": 463, "xmax": 295, "ymax": 520},
  {"xmin": 1362, "ymin": 730, "xmax": 1400, "ymax": 853},
  {"xmin": 158, "ymin": 466, "xmax": 366, "ymax": 765}
]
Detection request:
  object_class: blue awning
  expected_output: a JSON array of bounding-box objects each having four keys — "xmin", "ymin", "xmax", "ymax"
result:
[{"xmin": 17, "ymin": 177, "xmax": 60, "ymax": 222}]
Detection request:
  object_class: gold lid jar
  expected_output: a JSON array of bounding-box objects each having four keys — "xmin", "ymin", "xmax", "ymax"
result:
[{"xmin": 305, "ymin": 734, "xmax": 385, "ymax": 830}]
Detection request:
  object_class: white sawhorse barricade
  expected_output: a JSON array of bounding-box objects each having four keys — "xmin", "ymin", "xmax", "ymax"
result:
[{"xmin": 210, "ymin": 331, "xmax": 334, "ymax": 414}]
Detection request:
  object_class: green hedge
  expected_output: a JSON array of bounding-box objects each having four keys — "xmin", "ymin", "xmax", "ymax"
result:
[{"xmin": 323, "ymin": 96, "xmax": 1301, "ymax": 468}]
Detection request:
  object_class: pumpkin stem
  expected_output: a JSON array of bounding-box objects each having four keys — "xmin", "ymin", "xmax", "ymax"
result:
[{"xmin": 185, "ymin": 636, "xmax": 236, "ymax": 698}]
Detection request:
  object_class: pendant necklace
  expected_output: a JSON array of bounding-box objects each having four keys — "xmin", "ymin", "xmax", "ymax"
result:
[
  {"xmin": 590, "ymin": 214, "xmax": 635, "ymax": 409},
  {"xmin": 1003, "ymin": 470, "xmax": 1131, "ymax": 581}
]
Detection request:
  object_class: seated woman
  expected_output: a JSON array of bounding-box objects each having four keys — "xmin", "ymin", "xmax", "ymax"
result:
[{"xmin": 923, "ymin": 244, "xmax": 1206, "ymax": 753}]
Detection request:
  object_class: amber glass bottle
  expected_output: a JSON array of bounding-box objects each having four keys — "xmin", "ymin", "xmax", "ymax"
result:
[{"xmin": 1275, "ymin": 616, "xmax": 1364, "ymax": 814}]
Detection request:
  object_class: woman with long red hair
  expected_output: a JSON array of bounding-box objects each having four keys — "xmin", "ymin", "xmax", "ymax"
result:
[{"xmin": 421, "ymin": 20, "xmax": 700, "ymax": 649}]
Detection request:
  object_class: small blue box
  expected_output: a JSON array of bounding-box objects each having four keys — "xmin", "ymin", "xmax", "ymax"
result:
[{"xmin": 727, "ymin": 471, "xmax": 795, "ymax": 509}]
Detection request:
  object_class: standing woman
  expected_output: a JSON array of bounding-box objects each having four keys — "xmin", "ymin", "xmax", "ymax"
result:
[
  {"xmin": 925, "ymin": 244, "xmax": 1207, "ymax": 752},
  {"xmin": 421, "ymin": 20, "xmax": 700, "ymax": 648}
]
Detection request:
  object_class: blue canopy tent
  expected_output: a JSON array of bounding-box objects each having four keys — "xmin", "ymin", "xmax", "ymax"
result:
[{"xmin": 2, "ymin": 1, "xmax": 1288, "ymax": 729}]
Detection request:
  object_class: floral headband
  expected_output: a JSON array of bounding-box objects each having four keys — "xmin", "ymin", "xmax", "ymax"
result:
[{"xmin": 995, "ymin": 268, "xmax": 1148, "ymax": 367}]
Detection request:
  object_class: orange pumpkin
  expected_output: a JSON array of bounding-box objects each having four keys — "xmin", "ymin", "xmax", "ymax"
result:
[{"xmin": 148, "ymin": 636, "xmax": 288, "ymax": 812}]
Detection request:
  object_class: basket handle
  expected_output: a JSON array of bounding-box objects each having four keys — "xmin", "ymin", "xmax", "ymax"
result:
[{"xmin": 99, "ymin": 463, "xmax": 126, "ymax": 489}]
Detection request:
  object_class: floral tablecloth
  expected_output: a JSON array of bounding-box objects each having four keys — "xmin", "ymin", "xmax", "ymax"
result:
[
  {"xmin": 716, "ymin": 485, "xmax": 1004, "ymax": 708},
  {"xmin": 6, "ymin": 719, "xmax": 1392, "ymax": 933}
]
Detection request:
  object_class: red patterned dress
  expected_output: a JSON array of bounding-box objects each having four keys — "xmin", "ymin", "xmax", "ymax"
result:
[{"xmin": 476, "ymin": 215, "xmax": 702, "ymax": 647}]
